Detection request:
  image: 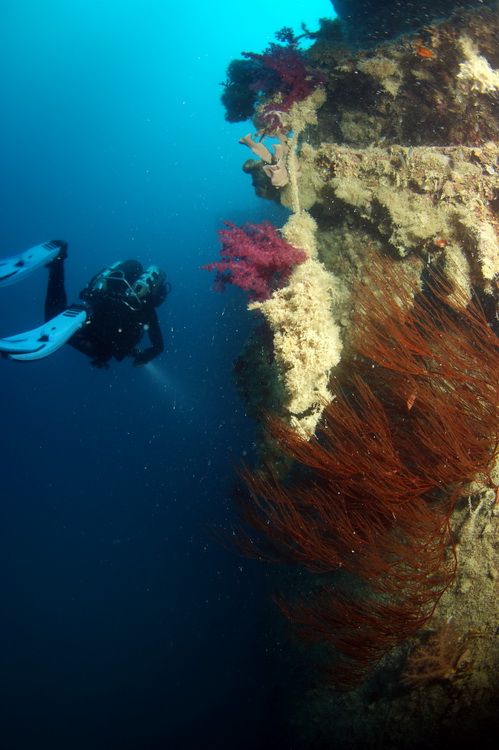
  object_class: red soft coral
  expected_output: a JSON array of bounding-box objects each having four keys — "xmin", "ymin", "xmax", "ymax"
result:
[
  {"xmin": 202, "ymin": 220, "xmax": 307, "ymax": 301},
  {"xmin": 243, "ymin": 45, "xmax": 326, "ymax": 133}
]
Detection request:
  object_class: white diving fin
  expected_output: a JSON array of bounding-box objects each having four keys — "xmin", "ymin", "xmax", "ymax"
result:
[
  {"xmin": 0, "ymin": 240, "xmax": 66, "ymax": 287},
  {"xmin": 0, "ymin": 305, "xmax": 87, "ymax": 361}
]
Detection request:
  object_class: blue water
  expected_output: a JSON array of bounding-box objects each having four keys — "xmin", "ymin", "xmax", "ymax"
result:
[{"xmin": 0, "ymin": 1, "xmax": 333, "ymax": 748}]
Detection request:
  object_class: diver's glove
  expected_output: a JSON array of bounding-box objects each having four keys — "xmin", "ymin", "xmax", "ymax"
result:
[
  {"xmin": 132, "ymin": 350, "xmax": 149, "ymax": 368},
  {"xmin": 90, "ymin": 358, "xmax": 110, "ymax": 370}
]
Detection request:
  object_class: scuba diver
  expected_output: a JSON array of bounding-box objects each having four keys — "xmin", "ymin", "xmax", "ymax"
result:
[{"xmin": 0, "ymin": 240, "xmax": 170, "ymax": 368}]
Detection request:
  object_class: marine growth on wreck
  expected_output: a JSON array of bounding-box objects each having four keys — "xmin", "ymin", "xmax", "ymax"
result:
[{"xmin": 207, "ymin": 1, "xmax": 499, "ymax": 746}]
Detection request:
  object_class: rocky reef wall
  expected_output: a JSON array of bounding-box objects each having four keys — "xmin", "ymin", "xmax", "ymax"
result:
[{"xmin": 219, "ymin": 3, "xmax": 499, "ymax": 746}]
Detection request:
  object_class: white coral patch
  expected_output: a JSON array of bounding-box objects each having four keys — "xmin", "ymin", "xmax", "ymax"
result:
[
  {"xmin": 457, "ymin": 36, "xmax": 499, "ymax": 94},
  {"xmin": 476, "ymin": 220, "xmax": 499, "ymax": 280}
]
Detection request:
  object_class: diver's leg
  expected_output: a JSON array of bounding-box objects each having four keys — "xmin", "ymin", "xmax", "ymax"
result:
[{"xmin": 44, "ymin": 257, "xmax": 67, "ymax": 321}]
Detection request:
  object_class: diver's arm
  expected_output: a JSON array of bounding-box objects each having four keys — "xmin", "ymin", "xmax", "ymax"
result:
[{"xmin": 133, "ymin": 309, "xmax": 164, "ymax": 366}]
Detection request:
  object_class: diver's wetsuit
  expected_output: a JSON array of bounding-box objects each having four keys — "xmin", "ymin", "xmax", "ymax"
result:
[{"xmin": 45, "ymin": 258, "xmax": 164, "ymax": 367}]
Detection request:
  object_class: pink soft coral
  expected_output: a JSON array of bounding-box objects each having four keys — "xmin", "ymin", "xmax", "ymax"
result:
[
  {"xmin": 203, "ymin": 220, "xmax": 307, "ymax": 301},
  {"xmin": 243, "ymin": 45, "xmax": 326, "ymax": 133}
]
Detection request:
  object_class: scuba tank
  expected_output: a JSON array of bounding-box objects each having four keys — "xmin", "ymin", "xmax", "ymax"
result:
[
  {"xmin": 80, "ymin": 261, "xmax": 170, "ymax": 309},
  {"xmin": 129, "ymin": 266, "xmax": 169, "ymax": 307},
  {"xmin": 81, "ymin": 260, "xmax": 143, "ymax": 302}
]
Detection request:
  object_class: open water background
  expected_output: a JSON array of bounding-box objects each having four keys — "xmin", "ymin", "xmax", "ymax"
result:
[{"xmin": 0, "ymin": 1, "xmax": 333, "ymax": 748}]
